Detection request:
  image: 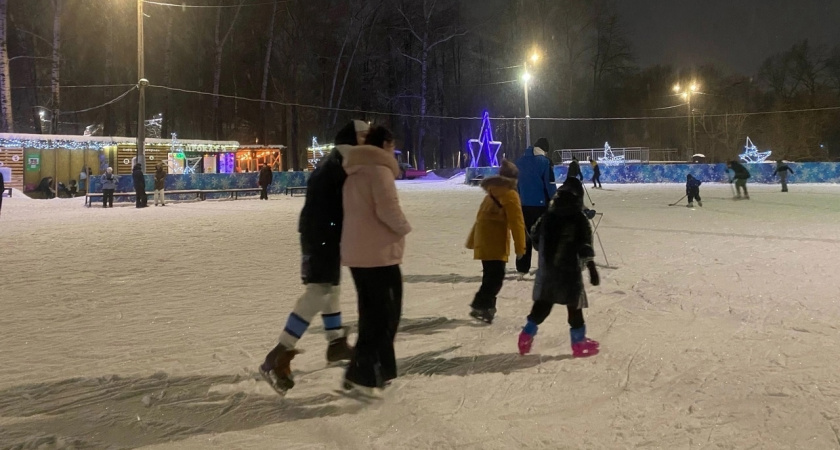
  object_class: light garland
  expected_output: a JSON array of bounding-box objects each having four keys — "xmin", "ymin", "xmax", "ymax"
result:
[
  {"xmin": 0, "ymin": 133, "xmax": 240, "ymax": 153},
  {"xmin": 307, "ymin": 137, "xmax": 335, "ymax": 168},
  {"xmin": 739, "ymin": 137, "xmax": 772, "ymax": 163}
]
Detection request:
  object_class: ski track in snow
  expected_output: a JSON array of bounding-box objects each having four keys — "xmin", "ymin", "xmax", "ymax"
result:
[{"xmin": 1, "ymin": 181, "xmax": 840, "ymax": 449}]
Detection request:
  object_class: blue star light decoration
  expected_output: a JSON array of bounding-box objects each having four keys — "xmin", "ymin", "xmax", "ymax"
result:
[
  {"xmin": 597, "ymin": 142, "xmax": 625, "ymax": 165},
  {"xmin": 739, "ymin": 137, "xmax": 772, "ymax": 163},
  {"xmin": 467, "ymin": 111, "xmax": 502, "ymax": 167}
]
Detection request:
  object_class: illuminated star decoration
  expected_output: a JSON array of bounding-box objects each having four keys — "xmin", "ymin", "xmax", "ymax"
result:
[
  {"xmin": 467, "ymin": 111, "xmax": 502, "ymax": 167},
  {"xmin": 739, "ymin": 137, "xmax": 772, "ymax": 163},
  {"xmin": 597, "ymin": 142, "xmax": 625, "ymax": 165}
]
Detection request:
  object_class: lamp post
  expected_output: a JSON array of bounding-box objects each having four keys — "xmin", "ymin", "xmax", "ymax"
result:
[
  {"xmin": 136, "ymin": 0, "xmax": 147, "ymax": 172},
  {"xmin": 673, "ymin": 83, "xmax": 699, "ymax": 158},
  {"xmin": 522, "ymin": 52, "xmax": 539, "ymax": 147}
]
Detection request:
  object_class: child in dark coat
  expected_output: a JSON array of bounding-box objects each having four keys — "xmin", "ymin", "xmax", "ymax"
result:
[
  {"xmin": 686, "ymin": 174, "xmax": 702, "ymax": 208},
  {"xmin": 518, "ymin": 177, "xmax": 600, "ymax": 357}
]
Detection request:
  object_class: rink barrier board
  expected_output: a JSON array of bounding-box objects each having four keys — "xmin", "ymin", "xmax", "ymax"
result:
[
  {"xmin": 88, "ymin": 172, "xmax": 310, "ymax": 202},
  {"xmin": 466, "ymin": 163, "xmax": 840, "ymax": 184}
]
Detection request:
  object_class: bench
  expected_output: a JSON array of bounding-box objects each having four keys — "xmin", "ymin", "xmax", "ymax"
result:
[
  {"xmin": 201, "ymin": 188, "xmax": 262, "ymax": 200},
  {"xmin": 85, "ymin": 190, "xmax": 203, "ymax": 207},
  {"xmin": 2, "ymin": 187, "xmax": 10, "ymax": 197},
  {"xmin": 468, "ymin": 176, "xmax": 484, "ymax": 186},
  {"xmin": 284, "ymin": 186, "xmax": 307, "ymax": 196}
]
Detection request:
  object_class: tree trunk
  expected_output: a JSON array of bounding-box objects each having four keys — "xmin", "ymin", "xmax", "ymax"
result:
[
  {"xmin": 0, "ymin": 0, "xmax": 13, "ymax": 132},
  {"xmin": 327, "ymin": 18, "xmax": 351, "ymax": 122},
  {"xmin": 51, "ymin": 0, "xmax": 62, "ymax": 134},
  {"xmin": 162, "ymin": 13, "xmax": 174, "ymax": 138},
  {"xmin": 416, "ymin": 45, "xmax": 428, "ymax": 170},
  {"xmin": 259, "ymin": 0, "xmax": 278, "ymax": 144},
  {"xmin": 103, "ymin": 19, "xmax": 115, "ymax": 135},
  {"xmin": 332, "ymin": 24, "xmax": 364, "ymax": 127},
  {"xmin": 212, "ymin": 1, "xmax": 243, "ymax": 140}
]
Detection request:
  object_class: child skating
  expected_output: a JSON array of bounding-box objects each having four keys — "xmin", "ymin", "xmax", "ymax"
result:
[
  {"xmin": 466, "ymin": 160, "xmax": 526, "ymax": 324},
  {"xmin": 518, "ymin": 177, "xmax": 601, "ymax": 357},
  {"xmin": 686, "ymin": 174, "xmax": 702, "ymax": 207}
]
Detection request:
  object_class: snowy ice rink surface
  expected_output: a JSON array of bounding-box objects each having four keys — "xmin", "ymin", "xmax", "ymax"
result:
[{"xmin": 1, "ymin": 179, "xmax": 839, "ymax": 449}]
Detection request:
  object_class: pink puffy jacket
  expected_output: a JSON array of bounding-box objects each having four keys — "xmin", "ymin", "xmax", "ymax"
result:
[{"xmin": 341, "ymin": 145, "xmax": 412, "ymax": 268}]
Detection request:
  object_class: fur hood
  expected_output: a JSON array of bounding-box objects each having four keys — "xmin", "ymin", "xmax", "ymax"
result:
[
  {"xmin": 343, "ymin": 145, "xmax": 401, "ymax": 178},
  {"xmin": 480, "ymin": 175, "xmax": 517, "ymax": 192},
  {"xmin": 533, "ymin": 147, "xmax": 546, "ymax": 157}
]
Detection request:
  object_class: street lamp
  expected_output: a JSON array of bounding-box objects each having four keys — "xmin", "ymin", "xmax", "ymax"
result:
[
  {"xmin": 523, "ymin": 52, "xmax": 540, "ymax": 146},
  {"xmin": 673, "ymin": 82, "xmax": 700, "ymax": 157}
]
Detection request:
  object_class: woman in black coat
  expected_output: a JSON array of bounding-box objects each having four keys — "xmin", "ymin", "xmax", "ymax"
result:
[
  {"xmin": 132, "ymin": 164, "xmax": 147, "ymax": 208},
  {"xmin": 258, "ymin": 164, "xmax": 273, "ymax": 200}
]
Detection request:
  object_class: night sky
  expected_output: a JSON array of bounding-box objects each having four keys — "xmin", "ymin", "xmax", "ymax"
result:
[{"xmin": 614, "ymin": 0, "xmax": 840, "ymax": 74}]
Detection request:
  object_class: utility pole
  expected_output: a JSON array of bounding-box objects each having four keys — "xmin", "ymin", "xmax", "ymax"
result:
[{"xmin": 137, "ymin": 0, "xmax": 147, "ymax": 172}]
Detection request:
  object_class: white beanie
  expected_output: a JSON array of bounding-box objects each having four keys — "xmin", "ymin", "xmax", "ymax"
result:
[{"xmin": 353, "ymin": 120, "xmax": 370, "ymax": 133}]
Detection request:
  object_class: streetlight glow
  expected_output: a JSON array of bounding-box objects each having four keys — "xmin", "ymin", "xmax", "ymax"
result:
[
  {"xmin": 531, "ymin": 53, "xmax": 539, "ymax": 63},
  {"xmin": 690, "ymin": 83, "xmax": 698, "ymax": 92},
  {"xmin": 682, "ymin": 92, "xmax": 688, "ymax": 100},
  {"xmin": 673, "ymin": 84, "xmax": 681, "ymax": 93},
  {"xmin": 522, "ymin": 72, "xmax": 532, "ymax": 83}
]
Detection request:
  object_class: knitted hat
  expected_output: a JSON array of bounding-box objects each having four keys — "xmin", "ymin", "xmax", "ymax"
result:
[
  {"xmin": 533, "ymin": 137, "xmax": 550, "ymax": 151},
  {"xmin": 353, "ymin": 120, "xmax": 371, "ymax": 133},
  {"xmin": 499, "ymin": 159, "xmax": 519, "ymax": 179}
]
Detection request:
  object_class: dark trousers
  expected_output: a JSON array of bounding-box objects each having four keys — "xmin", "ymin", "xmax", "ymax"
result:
[
  {"xmin": 516, "ymin": 206, "xmax": 547, "ymax": 274},
  {"xmin": 688, "ymin": 187, "xmax": 701, "ymax": 203},
  {"xmin": 346, "ymin": 265, "xmax": 403, "ymax": 388},
  {"xmin": 527, "ymin": 301, "xmax": 585, "ymax": 329},
  {"xmin": 592, "ymin": 174, "xmax": 602, "ymax": 188},
  {"xmin": 135, "ymin": 189, "xmax": 147, "ymax": 207},
  {"xmin": 103, "ymin": 189, "xmax": 115, "ymax": 207},
  {"xmin": 471, "ymin": 260, "xmax": 506, "ymax": 310},
  {"xmin": 260, "ymin": 186, "xmax": 269, "ymax": 200}
]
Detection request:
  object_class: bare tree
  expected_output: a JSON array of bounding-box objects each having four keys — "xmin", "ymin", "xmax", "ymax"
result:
[
  {"xmin": 211, "ymin": 0, "xmax": 243, "ymax": 140},
  {"xmin": 259, "ymin": 0, "xmax": 279, "ymax": 143},
  {"xmin": 0, "ymin": 0, "xmax": 12, "ymax": 132},
  {"xmin": 51, "ymin": 0, "xmax": 62, "ymax": 133},
  {"xmin": 396, "ymin": 0, "xmax": 467, "ymax": 169}
]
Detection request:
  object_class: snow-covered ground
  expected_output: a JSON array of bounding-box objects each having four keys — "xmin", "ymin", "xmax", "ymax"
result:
[{"xmin": 1, "ymin": 180, "xmax": 839, "ymax": 449}]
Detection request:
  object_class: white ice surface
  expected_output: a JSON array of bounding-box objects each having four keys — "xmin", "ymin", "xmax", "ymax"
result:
[{"xmin": 1, "ymin": 181, "xmax": 839, "ymax": 449}]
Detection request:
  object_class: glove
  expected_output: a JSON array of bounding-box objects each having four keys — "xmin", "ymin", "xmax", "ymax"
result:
[
  {"xmin": 584, "ymin": 209, "xmax": 596, "ymax": 220},
  {"xmin": 587, "ymin": 260, "xmax": 600, "ymax": 286}
]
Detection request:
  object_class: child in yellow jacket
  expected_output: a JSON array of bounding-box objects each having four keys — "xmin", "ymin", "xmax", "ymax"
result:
[{"xmin": 466, "ymin": 160, "xmax": 527, "ymax": 323}]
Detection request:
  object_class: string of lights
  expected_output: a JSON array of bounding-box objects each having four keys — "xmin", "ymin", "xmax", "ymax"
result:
[{"xmin": 149, "ymin": 84, "xmax": 840, "ymax": 122}]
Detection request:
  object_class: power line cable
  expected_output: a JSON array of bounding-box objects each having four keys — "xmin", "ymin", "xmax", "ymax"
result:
[
  {"xmin": 143, "ymin": 0, "xmax": 289, "ymax": 8},
  {"xmin": 145, "ymin": 84, "xmax": 840, "ymax": 122},
  {"xmin": 35, "ymin": 86, "xmax": 138, "ymax": 116}
]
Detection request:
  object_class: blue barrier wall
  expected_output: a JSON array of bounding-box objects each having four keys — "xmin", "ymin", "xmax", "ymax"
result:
[
  {"xmin": 466, "ymin": 163, "xmax": 840, "ymax": 184},
  {"xmin": 88, "ymin": 172, "xmax": 310, "ymax": 201}
]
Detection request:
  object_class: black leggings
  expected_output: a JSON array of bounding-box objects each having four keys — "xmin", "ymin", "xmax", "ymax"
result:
[
  {"xmin": 527, "ymin": 302, "xmax": 584, "ymax": 329},
  {"xmin": 103, "ymin": 189, "xmax": 114, "ymax": 207},
  {"xmin": 346, "ymin": 265, "xmax": 403, "ymax": 388},
  {"xmin": 471, "ymin": 260, "xmax": 506, "ymax": 310}
]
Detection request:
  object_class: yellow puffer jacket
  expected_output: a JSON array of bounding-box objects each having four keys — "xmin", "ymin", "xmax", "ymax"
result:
[{"xmin": 466, "ymin": 176, "xmax": 527, "ymax": 262}]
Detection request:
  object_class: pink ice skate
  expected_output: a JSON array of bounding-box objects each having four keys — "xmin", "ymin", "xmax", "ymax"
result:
[
  {"xmin": 572, "ymin": 339, "xmax": 600, "ymax": 358},
  {"xmin": 517, "ymin": 331, "xmax": 534, "ymax": 355}
]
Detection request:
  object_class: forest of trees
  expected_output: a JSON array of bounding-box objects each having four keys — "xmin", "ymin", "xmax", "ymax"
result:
[{"xmin": 1, "ymin": 0, "xmax": 839, "ymax": 169}]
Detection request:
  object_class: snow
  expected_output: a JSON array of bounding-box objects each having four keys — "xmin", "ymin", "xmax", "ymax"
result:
[{"xmin": 1, "ymin": 182, "xmax": 840, "ymax": 449}]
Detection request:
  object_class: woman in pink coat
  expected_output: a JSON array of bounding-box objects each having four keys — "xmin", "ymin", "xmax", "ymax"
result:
[{"xmin": 341, "ymin": 126, "xmax": 411, "ymax": 394}]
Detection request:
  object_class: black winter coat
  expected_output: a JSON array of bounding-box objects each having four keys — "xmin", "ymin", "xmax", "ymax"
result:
[
  {"xmin": 729, "ymin": 161, "xmax": 751, "ymax": 179},
  {"xmin": 567, "ymin": 160, "xmax": 582, "ymax": 180},
  {"xmin": 154, "ymin": 167, "xmax": 166, "ymax": 190},
  {"xmin": 132, "ymin": 168, "xmax": 146, "ymax": 191},
  {"xmin": 258, "ymin": 167, "xmax": 273, "ymax": 187},
  {"xmin": 531, "ymin": 202, "xmax": 595, "ymax": 307},
  {"xmin": 297, "ymin": 147, "xmax": 348, "ymax": 285}
]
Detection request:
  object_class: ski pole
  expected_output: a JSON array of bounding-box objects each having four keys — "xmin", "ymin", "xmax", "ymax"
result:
[
  {"xmin": 668, "ymin": 194, "xmax": 687, "ymax": 206},
  {"xmin": 582, "ymin": 183, "xmax": 594, "ymax": 206}
]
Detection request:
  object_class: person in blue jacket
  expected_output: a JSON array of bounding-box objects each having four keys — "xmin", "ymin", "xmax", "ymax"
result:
[
  {"xmin": 514, "ymin": 137, "xmax": 556, "ymax": 279},
  {"xmin": 685, "ymin": 174, "xmax": 702, "ymax": 208}
]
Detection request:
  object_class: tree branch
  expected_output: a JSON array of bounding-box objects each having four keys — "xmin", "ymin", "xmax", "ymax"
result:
[{"xmin": 396, "ymin": 5, "xmax": 423, "ymax": 43}]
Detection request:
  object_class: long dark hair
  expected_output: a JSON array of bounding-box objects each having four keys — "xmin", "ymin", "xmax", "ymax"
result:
[{"xmin": 365, "ymin": 126, "xmax": 394, "ymax": 148}]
